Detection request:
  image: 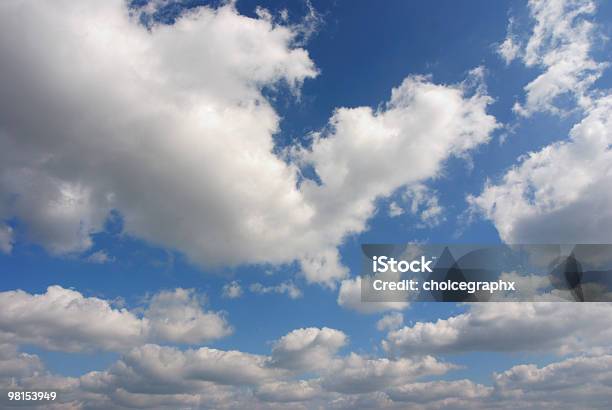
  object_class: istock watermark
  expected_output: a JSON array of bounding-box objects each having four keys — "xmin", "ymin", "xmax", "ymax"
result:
[
  {"xmin": 372, "ymin": 256, "xmax": 433, "ymax": 273},
  {"xmin": 360, "ymin": 244, "xmax": 612, "ymax": 303}
]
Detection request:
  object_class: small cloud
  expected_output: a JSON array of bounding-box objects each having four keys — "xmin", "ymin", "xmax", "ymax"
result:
[
  {"xmin": 222, "ymin": 281, "xmax": 243, "ymax": 299},
  {"xmin": 294, "ymin": 0, "xmax": 324, "ymax": 45},
  {"xmin": 388, "ymin": 201, "xmax": 404, "ymax": 217},
  {"xmin": 497, "ymin": 17, "xmax": 521, "ymax": 65},
  {"xmin": 249, "ymin": 281, "xmax": 302, "ymax": 299},
  {"xmin": 85, "ymin": 250, "xmax": 114, "ymax": 264},
  {"xmin": 0, "ymin": 224, "xmax": 14, "ymax": 254},
  {"xmin": 498, "ymin": 36, "xmax": 520, "ymax": 64},
  {"xmin": 393, "ymin": 184, "xmax": 445, "ymax": 228},
  {"xmin": 376, "ymin": 312, "xmax": 404, "ymax": 331}
]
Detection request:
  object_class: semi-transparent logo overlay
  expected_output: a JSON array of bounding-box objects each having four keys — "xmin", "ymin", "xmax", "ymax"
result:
[{"xmin": 360, "ymin": 244, "xmax": 612, "ymax": 302}]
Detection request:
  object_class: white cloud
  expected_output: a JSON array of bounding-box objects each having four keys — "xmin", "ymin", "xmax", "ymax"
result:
[
  {"xmin": 249, "ymin": 281, "xmax": 302, "ymax": 299},
  {"xmin": 5, "ymin": 318, "xmax": 611, "ymax": 409},
  {"xmin": 387, "ymin": 201, "xmax": 404, "ymax": 217},
  {"xmin": 85, "ymin": 250, "xmax": 114, "ymax": 264},
  {"xmin": 387, "ymin": 379, "xmax": 492, "ymax": 404},
  {"xmin": 0, "ymin": 286, "xmax": 231, "ymax": 352},
  {"xmin": 112, "ymin": 344, "xmax": 282, "ymax": 387},
  {"xmin": 289, "ymin": 0, "xmax": 324, "ymax": 45},
  {"xmin": 502, "ymin": 0, "xmax": 607, "ymax": 116},
  {"xmin": 499, "ymin": 37, "xmax": 520, "ymax": 65},
  {"xmin": 0, "ymin": 286, "xmax": 145, "ymax": 352},
  {"xmin": 145, "ymin": 288, "xmax": 232, "ymax": 345},
  {"xmin": 222, "ymin": 280, "xmax": 243, "ymax": 299},
  {"xmin": 294, "ymin": 75, "xmax": 496, "ymax": 278},
  {"xmin": 0, "ymin": 343, "xmax": 43, "ymax": 378},
  {"xmin": 0, "ymin": 0, "xmax": 315, "ymax": 267},
  {"xmin": 383, "ymin": 302, "xmax": 612, "ymax": 356},
  {"xmin": 492, "ymin": 355, "xmax": 612, "ymax": 409},
  {"xmin": 320, "ymin": 354, "xmax": 456, "ymax": 395},
  {"xmin": 498, "ymin": 17, "xmax": 520, "ymax": 65},
  {"xmin": 337, "ymin": 276, "xmax": 410, "ymax": 314},
  {"xmin": 7, "ymin": 324, "xmax": 453, "ymax": 408},
  {"xmin": 72, "ymin": 342, "xmax": 455, "ymax": 407},
  {"xmin": 0, "ymin": 1, "xmax": 497, "ymax": 286},
  {"xmin": 403, "ymin": 184, "xmax": 444, "ymax": 227},
  {"xmin": 469, "ymin": 12, "xmax": 612, "ymax": 377},
  {"xmin": 255, "ymin": 380, "xmax": 322, "ymax": 403},
  {"xmin": 387, "ymin": 185, "xmax": 444, "ymax": 226},
  {"xmin": 469, "ymin": 94, "xmax": 612, "ymax": 244},
  {"xmin": 0, "ymin": 224, "xmax": 13, "ymax": 254},
  {"xmin": 77, "ymin": 344, "xmax": 268, "ymax": 408},
  {"xmin": 325, "ymin": 392, "xmax": 395, "ymax": 409},
  {"xmin": 2, "ymin": 319, "xmax": 612, "ymax": 410},
  {"xmin": 270, "ymin": 327, "xmax": 347, "ymax": 371},
  {"xmin": 376, "ymin": 312, "xmax": 404, "ymax": 332}
]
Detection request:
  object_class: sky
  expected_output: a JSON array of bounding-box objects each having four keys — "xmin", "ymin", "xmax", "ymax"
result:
[{"xmin": 1, "ymin": 0, "xmax": 612, "ymax": 408}]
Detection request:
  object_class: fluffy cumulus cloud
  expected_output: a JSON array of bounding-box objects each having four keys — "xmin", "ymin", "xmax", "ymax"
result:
[
  {"xmin": 270, "ymin": 327, "xmax": 347, "ymax": 371},
  {"xmin": 492, "ymin": 354, "xmax": 612, "ymax": 408},
  {"xmin": 383, "ymin": 302, "xmax": 612, "ymax": 356},
  {"xmin": 70, "ymin": 333, "xmax": 454, "ymax": 408},
  {"xmin": 1, "ymin": 346, "xmax": 243, "ymax": 409},
  {"xmin": 93, "ymin": 344, "xmax": 283, "ymax": 389},
  {"xmin": 6, "ymin": 1, "xmax": 612, "ymax": 409},
  {"xmin": 387, "ymin": 379, "xmax": 492, "ymax": 405},
  {"xmin": 376, "ymin": 312, "xmax": 404, "ymax": 331},
  {"xmin": 460, "ymin": 9, "xmax": 612, "ymax": 407},
  {"xmin": 471, "ymin": 0, "xmax": 612, "ymax": 246},
  {"xmin": 2, "ymin": 313, "xmax": 612, "ymax": 409},
  {"xmin": 145, "ymin": 288, "xmax": 232, "ymax": 345},
  {"xmin": 0, "ymin": 343, "xmax": 43, "ymax": 379},
  {"xmin": 254, "ymin": 379, "xmax": 322, "ymax": 403},
  {"xmin": 320, "ymin": 354, "xmax": 456, "ymax": 395},
  {"xmin": 0, "ymin": 286, "xmax": 231, "ymax": 351},
  {"xmin": 0, "ymin": 323, "xmax": 463, "ymax": 409},
  {"xmin": 501, "ymin": 0, "xmax": 607, "ymax": 116},
  {"xmin": 293, "ymin": 74, "xmax": 496, "ymax": 280},
  {"xmin": 469, "ymin": 94, "xmax": 612, "ymax": 244},
  {"xmin": 0, "ymin": 0, "xmax": 497, "ymax": 286}
]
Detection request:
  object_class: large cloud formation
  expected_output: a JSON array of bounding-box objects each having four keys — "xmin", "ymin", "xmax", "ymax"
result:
[
  {"xmin": 3, "ymin": 321, "xmax": 612, "ymax": 409},
  {"xmin": 471, "ymin": 0, "xmax": 612, "ymax": 245},
  {"xmin": 0, "ymin": 0, "xmax": 497, "ymax": 286},
  {"xmin": 1, "ymin": 284, "xmax": 612, "ymax": 409},
  {"xmin": 0, "ymin": 320, "xmax": 458, "ymax": 409},
  {"xmin": 470, "ymin": 94, "xmax": 612, "ymax": 244},
  {"xmin": 0, "ymin": 286, "xmax": 231, "ymax": 351}
]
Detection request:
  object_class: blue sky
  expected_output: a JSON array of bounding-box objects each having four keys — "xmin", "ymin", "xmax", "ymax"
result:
[{"xmin": 1, "ymin": 0, "xmax": 612, "ymax": 409}]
